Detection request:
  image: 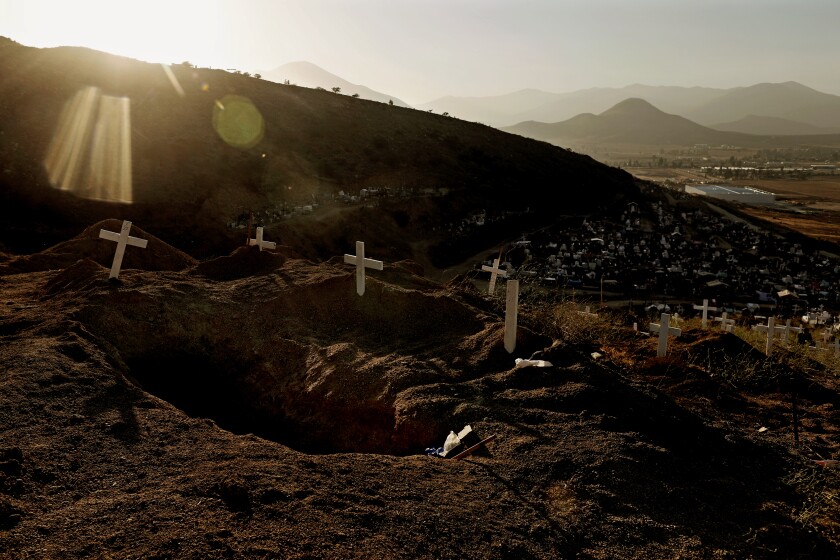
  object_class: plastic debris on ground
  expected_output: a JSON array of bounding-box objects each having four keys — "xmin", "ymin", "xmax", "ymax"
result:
[
  {"xmin": 514, "ymin": 358, "xmax": 554, "ymax": 369},
  {"xmin": 425, "ymin": 425, "xmax": 482, "ymax": 459}
]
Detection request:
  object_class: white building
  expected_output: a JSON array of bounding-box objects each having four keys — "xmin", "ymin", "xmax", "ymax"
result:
[{"xmin": 685, "ymin": 184, "xmax": 775, "ymax": 204}]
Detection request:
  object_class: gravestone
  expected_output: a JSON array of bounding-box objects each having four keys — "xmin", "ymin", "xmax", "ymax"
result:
[
  {"xmin": 693, "ymin": 299, "xmax": 718, "ymax": 329},
  {"xmin": 481, "ymin": 258, "xmax": 507, "ymax": 295},
  {"xmin": 343, "ymin": 241, "xmax": 383, "ymax": 296},
  {"xmin": 714, "ymin": 312, "xmax": 735, "ymax": 333},
  {"xmin": 777, "ymin": 319, "xmax": 802, "ymax": 341},
  {"xmin": 504, "ymin": 279, "xmax": 519, "ymax": 353},
  {"xmin": 98, "ymin": 220, "xmax": 148, "ymax": 279},
  {"xmin": 649, "ymin": 313, "xmax": 681, "ymax": 357},
  {"xmin": 248, "ymin": 227, "xmax": 276, "ymax": 251},
  {"xmin": 753, "ymin": 317, "xmax": 782, "ymax": 356}
]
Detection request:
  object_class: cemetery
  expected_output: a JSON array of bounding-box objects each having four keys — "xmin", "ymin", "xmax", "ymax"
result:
[
  {"xmin": 0, "ymin": 216, "xmax": 838, "ymax": 559},
  {"xmin": 469, "ymin": 193, "xmax": 840, "ymax": 326},
  {"xmin": 1, "ymin": 33, "xmax": 838, "ymax": 558}
]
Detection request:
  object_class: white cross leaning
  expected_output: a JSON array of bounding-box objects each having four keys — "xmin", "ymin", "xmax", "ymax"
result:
[
  {"xmin": 248, "ymin": 227, "xmax": 276, "ymax": 251},
  {"xmin": 344, "ymin": 241, "xmax": 383, "ymax": 296},
  {"xmin": 504, "ymin": 279, "xmax": 519, "ymax": 353},
  {"xmin": 481, "ymin": 258, "xmax": 507, "ymax": 294},
  {"xmin": 98, "ymin": 220, "xmax": 148, "ymax": 279},
  {"xmin": 828, "ymin": 337, "xmax": 840, "ymax": 356},
  {"xmin": 714, "ymin": 312, "xmax": 735, "ymax": 333},
  {"xmin": 693, "ymin": 299, "xmax": 718, "ymax": 329},
  {"xmin": 649, "ymin": 313, "xmax": 681, "ymax": 357},
  {"xmin": 753, "ymin": 317, "xmax": 780, "ymax": 356}
]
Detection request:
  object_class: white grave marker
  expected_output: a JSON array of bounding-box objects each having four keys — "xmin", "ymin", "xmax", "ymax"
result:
[
  {"xmin": 777, "ymin": 319, "xmax": 802, "ymax": 342},
  {"xmin": 693, "ymin": 299, "xmax": 718, "ymax": 329},
  {"xmin": 481, "ymin": 258, "xmax": 507, "ymax": 294},
  {"xmin": 828, "ymin": 337, "xmax": 840, "ymax": 356},
  {"xmin": 343, "ymin": 241, "xmax": 383, "ymax": 296},
  {"xmin": 504, "ymin": 279, "xmax": 519, "ymax": 353},
  {"xmin": 98, "ymin": 220, "xmax": 148, "ymax": 279},
  {"xmin": 649, "ymin": 313, "xmax": 681, "ymax": 357},
  {"xmin": 714, "ymin": 312, "xmax": 735, "ymax": 333},
  {"xmin": 248, "ymin": 227, "xmax": 276, "ymax": 251},
  {"xmin": 753, "ymin": 317, "xmax": 780, "ymax": 356}
]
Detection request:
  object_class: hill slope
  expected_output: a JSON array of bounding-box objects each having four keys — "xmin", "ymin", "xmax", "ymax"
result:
[
  {"xmin": 0, "ymin": 241, "xmax": 837, "ymax": 558},
  {"xmin": 261, "ymin": 60, "xmax": 411, "ymax": 107},
  {"xmin": 0, "ymin": 37, "xmax": 638, "ymax": 259}
]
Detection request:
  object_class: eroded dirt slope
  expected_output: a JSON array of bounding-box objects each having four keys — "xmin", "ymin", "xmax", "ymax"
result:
[{"xmin": 0, "ymin": 240, "xmax": 838, "ymax": 559}]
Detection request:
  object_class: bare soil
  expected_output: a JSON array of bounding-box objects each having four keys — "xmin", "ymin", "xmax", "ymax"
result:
[{"xmin": 1, "ymin": 223, "xmax": 838, "ymax": 559}]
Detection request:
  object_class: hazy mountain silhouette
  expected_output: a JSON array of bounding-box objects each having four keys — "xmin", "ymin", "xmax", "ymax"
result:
[
  {"xmin": 417, "ymin": 88, "xmax": 562, "ymax": 126},
  {"xmin": 503, "ymin": 98, "xmax": 747, "ymax": 146},
  {"xmin": 261, "ymin": 61, "xmax": 411, "ymax": 107},
  {"xmin": 503, "ymin": 97, "xmax": 840, "ymax": 149},
  {"xmin": 684, "ymin": 82, "xmax": 840, "ymax": 128},
  {"xmin": 709, "ymin": 114, "xmax": 840, "ymax": 136},
  {"xmin": 424, "ymin": 82, "xmax": 840, "ymax": 130}
]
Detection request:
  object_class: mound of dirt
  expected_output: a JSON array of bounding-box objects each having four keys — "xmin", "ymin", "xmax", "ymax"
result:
[
  {"xmin": 193, "ymin": 245, "xmax": 289, "ymax": 280},
  {"xmin": 0, "ymin": 219, "xmax": 197, "ymax": 275}
]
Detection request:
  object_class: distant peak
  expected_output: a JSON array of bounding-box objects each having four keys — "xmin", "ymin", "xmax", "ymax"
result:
[{"xmin": 601, "ymin": 97, "xmax": 663, "ymax": 115}]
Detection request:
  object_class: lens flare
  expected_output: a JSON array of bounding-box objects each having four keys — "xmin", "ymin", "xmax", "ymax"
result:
[
  {"xmin": 160, "ymin": 64, "xmax": 186, "ymax": 97},
  {"xmin": 212, "ymin": 95, "xmax": 264, "ymax": 149},
  {"xmin": 44, "ymin": 86, "xmax": 133, "ymax": 203}
]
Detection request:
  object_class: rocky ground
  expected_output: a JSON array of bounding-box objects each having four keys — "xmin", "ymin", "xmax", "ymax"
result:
[{"xmin": 0, "ymin": 221, "xmax": 838, "ymax": 559}]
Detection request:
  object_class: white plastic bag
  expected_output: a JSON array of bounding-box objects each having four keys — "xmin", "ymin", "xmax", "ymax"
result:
[{"xmin": 442, "ymin": 431, "xmax": 461, "ymax": 454}]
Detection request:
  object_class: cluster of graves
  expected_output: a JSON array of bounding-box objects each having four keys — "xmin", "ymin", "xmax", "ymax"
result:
[
  {"xmin": 646, "ymin": 307, "xmax": 840, "ymax": 359},
  {"xmin": 100, "ymin": 221, "xmax": 524, "ymax": 354},
  {"xmin": 482, "ymin": 199, "xmax": 840, "ymax": 321},
  {"xmin": 96, "ymin": 220, "xmax": 840, "ymax": 371}
]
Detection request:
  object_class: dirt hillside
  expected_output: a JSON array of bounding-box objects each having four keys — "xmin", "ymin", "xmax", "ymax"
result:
[{"xmin": 1, "ymin": 229, "xmax": 838, "ymax": 559}]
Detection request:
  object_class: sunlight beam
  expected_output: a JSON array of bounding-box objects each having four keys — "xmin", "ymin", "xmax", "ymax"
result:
[{"xmin": 44, "ymin": 87, "xmax": 134, "ymax": 203}]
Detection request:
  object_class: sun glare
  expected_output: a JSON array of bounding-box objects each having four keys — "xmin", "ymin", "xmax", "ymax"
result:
[{"xmin": 44, "ymin": 87, "xmax": 133, "ymax": 203}]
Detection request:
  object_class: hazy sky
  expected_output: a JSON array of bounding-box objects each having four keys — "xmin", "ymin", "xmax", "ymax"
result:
[{"xmin": 2, "ymin": 0, "xmax": 839, "ymax": 105}]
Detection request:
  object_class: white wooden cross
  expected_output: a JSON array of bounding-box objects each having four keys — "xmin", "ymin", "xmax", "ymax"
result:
[
  {"xmin": 649, "ymin": 313, "xmax": 681, "ymax": 357},
  {"xmin": 828, "ymin": 337, "xmax": 840, "ymax": 356},
  {"xmin": 248, "ymin": 227, "xmax": 276, "ymax": 251},
  {"xmin": 343, "ymin": 241, "xmax": 383, "ymax": 296},
  {"xmin": 481, "ymin": 258, "xmax": 507, "ymax": 294},
  {"xmin": 714, "ymin": 312, "xmax": 735, "ymax": 332},
  {"xmin": 504, "ymin": 279, "xmax": 519, "ymax": 353},
  {"xmin": 753, "ymin": 317, "xmax": 779, "ymax": 356},
  {"xmin": 776, "ymin": 319, "xmax": 802, "ymax": 343},
  {"xmin": 693, "ymin": 299, "xmax": 718, "ymax": 329},
  {"xmin": 816, "ymin": 329, "xmax": 831, "ymax": 350},
  {"xmin": 98, "ymin": 220, "xmax": 148, "ymax": 279}
]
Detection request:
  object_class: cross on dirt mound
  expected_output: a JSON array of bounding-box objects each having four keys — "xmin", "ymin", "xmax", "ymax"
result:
[
  {"xmin": 69, "ymin": 256, "xmax": 549, "ymax": 455},
  {"xmin": 0, "ymin": 219, "xmax": 196, "ymax": 275}
]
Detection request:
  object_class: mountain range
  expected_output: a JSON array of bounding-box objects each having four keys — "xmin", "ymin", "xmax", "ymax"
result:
[
  {"xmin": 420, "ymin": 81, "xmax": 840, "ymax": 134},
  {"xmin": 502, "ymin": 98, "xmax": 840, "ymax": 148},
  {"xmin": 257, "ymin": 62, "xmax": 840, "ymax": 137}
]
